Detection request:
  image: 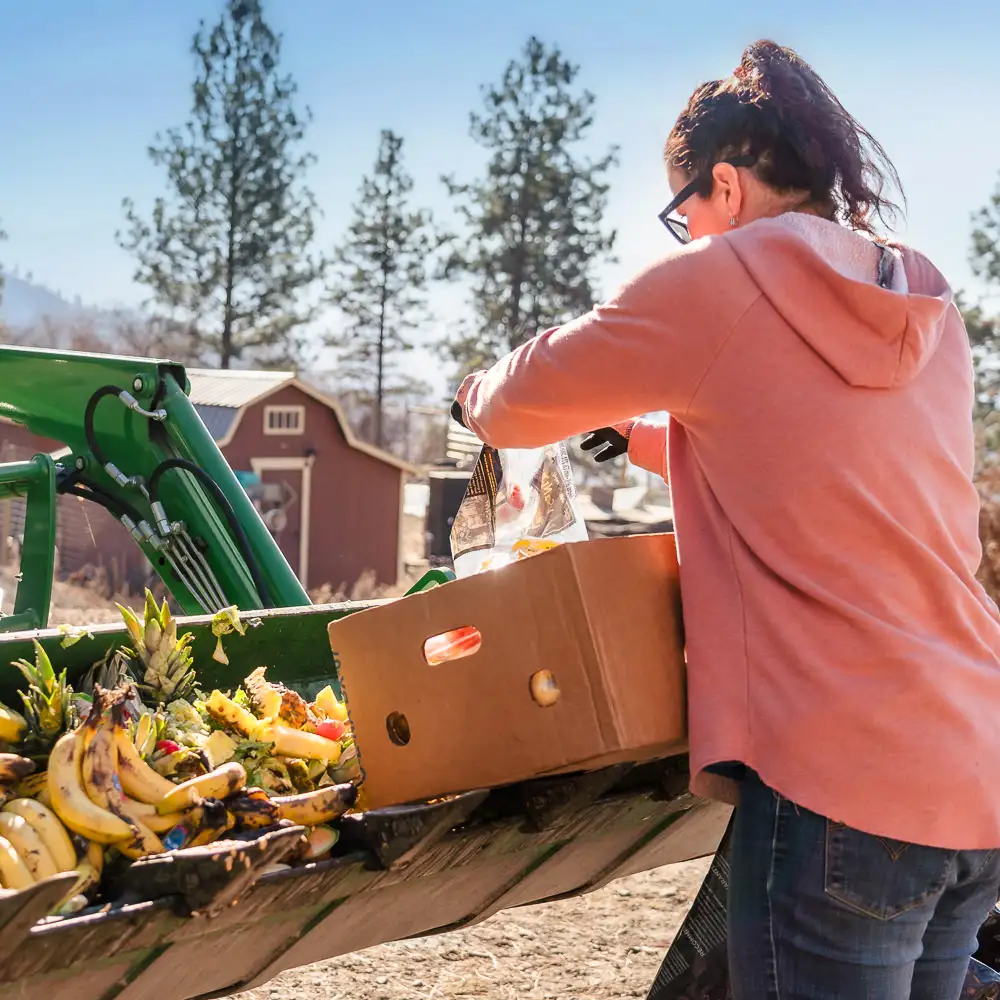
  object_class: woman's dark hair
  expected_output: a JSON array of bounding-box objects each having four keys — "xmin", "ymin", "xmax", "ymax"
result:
[{"xmin": 666, "ymin": 40, "xmax": 904, "ymax": 235}]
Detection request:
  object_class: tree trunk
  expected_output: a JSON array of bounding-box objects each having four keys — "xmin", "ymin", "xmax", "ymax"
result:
[
  {"xmin": 222, "ymin": 126, "xmax": 240, "ymax": 370},
  {"xmin": 375, "ymin": 268, "xmax": 389, "ymax": 450}
]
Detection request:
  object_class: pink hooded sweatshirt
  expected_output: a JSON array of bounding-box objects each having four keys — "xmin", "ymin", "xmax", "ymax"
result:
[{"xmin": 459, "ymin": 214, "xmax": 1000, "ymax": 850}]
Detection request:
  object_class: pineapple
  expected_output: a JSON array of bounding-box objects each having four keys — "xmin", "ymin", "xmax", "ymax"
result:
[
  {"xmin": 245, "ymin": 666, "xmax": 315, "ymax": 729},
  {"xmin": 13, "ymin": 640, "xmax": 76, "ymax": 756},
  {"xmin": 79, "ymin": 649, "xmax": 145, "ymax": 719},
  {"xmin": 118, "ymin": 591, "xmax": 197, "ymax": 705}
]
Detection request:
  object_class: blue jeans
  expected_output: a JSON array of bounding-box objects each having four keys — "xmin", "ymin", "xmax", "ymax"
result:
[{"xmin": 728, "ymin": 771, "xmax": 1000, "ymax": 999}]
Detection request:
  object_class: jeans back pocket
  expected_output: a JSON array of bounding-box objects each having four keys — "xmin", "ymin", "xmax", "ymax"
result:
[{"xmin": 824, "ymin": 819, "xmax": 954, "ymax": 921}]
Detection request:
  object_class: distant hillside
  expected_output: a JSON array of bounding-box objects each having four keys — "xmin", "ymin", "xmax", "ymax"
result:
[{"xmin": 0, "ymin": 271, "xmax": 88, "ymax": 328}]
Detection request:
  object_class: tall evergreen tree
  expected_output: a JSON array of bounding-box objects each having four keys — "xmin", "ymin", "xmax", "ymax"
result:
[
  {"xmin": 118, "ymin": 0, "xmax": 325, "ymax": 369},
  {"xmin": 441, "ymin": 36, "xmax": 618, "ymax": 372},
  {"xmin": 326, "ymin": 130, "xmax": 435, "ymax": 449},
  {"xmin": 969, "ymin": 173, "xmax": 1000, "ymax": 418}
]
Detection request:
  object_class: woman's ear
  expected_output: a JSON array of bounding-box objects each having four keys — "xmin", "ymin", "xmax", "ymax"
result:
[{"xmin": 712, "ymin": 162, "xmax": 744, "ymax": 221}]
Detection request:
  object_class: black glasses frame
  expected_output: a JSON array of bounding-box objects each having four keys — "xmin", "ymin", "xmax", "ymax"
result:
[{"xmin": 658, "ymin": 155, "xmax": 757, "ymax": 244}]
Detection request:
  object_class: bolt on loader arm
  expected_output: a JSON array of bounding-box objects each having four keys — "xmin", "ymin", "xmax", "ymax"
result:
[{"xmin": 0, "ymin": 344, "xmax": 309, "ymax": 628}]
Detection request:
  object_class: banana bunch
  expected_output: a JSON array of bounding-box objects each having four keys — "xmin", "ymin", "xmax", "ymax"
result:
[
  {"xmin": 44, "ymin": 689, "xmax": 250, "ymax": 858},
  {"xmin": 119, "ymin": 591, "xmax": 197, "ymax": 704}
]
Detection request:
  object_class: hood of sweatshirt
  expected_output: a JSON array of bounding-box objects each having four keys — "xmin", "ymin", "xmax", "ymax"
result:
[{"xmin": 724, "ymin": 214, "xmax": 954, "ymax": 389}]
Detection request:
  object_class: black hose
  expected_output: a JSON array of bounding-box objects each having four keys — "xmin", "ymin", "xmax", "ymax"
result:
[
  {"xmin": 148, "ymin": 457, "xmax": 273, "ymax": 608},
  {"xmin": 60, "ymin": 476, "xmax": 145, "ymax": 525},
  {"xmin": 83, "ymin": 385, "xmax": 125, "ymax": 471}
]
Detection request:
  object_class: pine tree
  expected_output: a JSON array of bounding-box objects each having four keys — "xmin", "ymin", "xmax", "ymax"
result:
[
  {"xmin": 969, "ymin": 173, "xmax": 1000, "ymax": 419},
  {"xmin": 441, "ymin": 36, "xmax": 618, "ymax": 373},
  {"xmin": 118, "ymin": 0, "xmax": 325, "ymax": 369},
  {"xmin": 326, "ymin": 130, "xmax": 435, "ymax": 449}
]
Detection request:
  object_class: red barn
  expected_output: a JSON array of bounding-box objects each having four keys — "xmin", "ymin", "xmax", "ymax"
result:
[
  {"xmin": 186, "ymin": 370, "xmax": 414, "ymax": 590},
  {"xmin": 0, "ymin": 369, "xmax": 414, "ymax": 596}
]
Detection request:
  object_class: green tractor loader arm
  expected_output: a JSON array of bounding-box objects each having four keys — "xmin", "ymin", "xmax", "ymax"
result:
[{"xmin": 0, "ymin": 344, "xmax": 308, "ymax": 627}]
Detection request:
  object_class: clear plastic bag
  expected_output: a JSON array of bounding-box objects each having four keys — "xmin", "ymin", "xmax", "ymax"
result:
[{"xmin": 449, "ymin": 442, "xmax": 589, "ymax": 578}]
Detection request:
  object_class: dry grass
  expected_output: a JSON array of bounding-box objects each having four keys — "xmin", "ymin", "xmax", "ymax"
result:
[{"xmin": 227, "ymin": 859, "xmax": 710, "ymax": 1000}]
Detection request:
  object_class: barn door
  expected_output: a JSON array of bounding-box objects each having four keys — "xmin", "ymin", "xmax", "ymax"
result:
[{"xmin": 249, "ymin": 459, "xmax": 311, "ymax": 587}]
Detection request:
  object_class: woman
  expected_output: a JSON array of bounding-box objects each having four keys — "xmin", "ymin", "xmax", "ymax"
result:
[{"xmin": 451, "ymin": 39, "xmax": 1000, "ymax": 1000}]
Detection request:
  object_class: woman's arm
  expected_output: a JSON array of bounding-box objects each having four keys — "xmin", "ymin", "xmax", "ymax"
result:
[
  {"xmin": 627, "ymin": 419, "xmax": 670, "ymax": 481},
  {"xmin": 456, "ymin": 237, "xmax": 760, "ymax": 449}
]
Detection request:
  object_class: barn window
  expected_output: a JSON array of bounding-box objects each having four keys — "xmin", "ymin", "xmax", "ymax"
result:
[{"xmin": 263, "ymin": 405, "xmax": 305, "ymax": 435}]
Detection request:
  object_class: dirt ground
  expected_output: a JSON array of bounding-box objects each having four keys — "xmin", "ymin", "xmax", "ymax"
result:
[
  {"xmin": 227, "ymin": 859, "xmax": 710, "ymax": 1000},
  {"xmin": 0, "ymin": 565, "xmax": 126, "ymax": 625}
]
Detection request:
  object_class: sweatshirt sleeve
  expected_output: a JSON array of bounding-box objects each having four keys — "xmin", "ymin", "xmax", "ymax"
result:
[
  {"xmin": 627, "ymin": 419, "xmax": 669, "ymax": 481},
  {"xmin": 461, "ymin": 237, "xmax": 760, "ymax": 449}
]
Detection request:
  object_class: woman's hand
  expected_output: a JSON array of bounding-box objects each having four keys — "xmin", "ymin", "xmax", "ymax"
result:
[
  {"xmin": 451, "ymin": 371, "xmax": 486, "ymax": 431},
  {"xmin": 580, "ymin": 420, "xmax": 637, "ymax": 462}
]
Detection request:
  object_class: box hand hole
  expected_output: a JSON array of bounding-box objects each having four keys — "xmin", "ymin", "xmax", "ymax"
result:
[
  {"xmin": 529, "ymin": 670, "xmax": 560, "ymax": 707},
  {"xmin": 386, "ymin": 711, "xmax": 411, "ymax": 746},
  {"xmin": 423, "ymin": 626, "xmax": 482, "ymax": 665}
]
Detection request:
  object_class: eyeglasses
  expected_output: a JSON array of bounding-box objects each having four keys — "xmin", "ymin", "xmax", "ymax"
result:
[{"xmin": 658, "ymin": 155, "xmax": 757, "ymax": 244}]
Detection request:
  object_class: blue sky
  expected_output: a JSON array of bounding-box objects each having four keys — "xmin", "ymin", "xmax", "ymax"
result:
[{"xmin": 1, "ymin": 1, "xmax": 998, "ymax": 390}]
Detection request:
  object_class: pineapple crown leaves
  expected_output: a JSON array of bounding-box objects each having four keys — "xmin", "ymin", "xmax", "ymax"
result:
[
  {"xmin": 116, "ymin": 590, "xmax": 197, "ymax": 704},
  {"xmin": 13, "ymin": 640, "xmax": 73, "ymax": 738}
]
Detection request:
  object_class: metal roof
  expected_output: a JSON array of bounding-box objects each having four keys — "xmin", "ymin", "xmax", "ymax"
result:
[
  {"xmin": 186, "ymin": 369, "xmax": 296, "ymax": 409},
  {"xmin": 193, "ymin": 403, "xmax": 239, "ymax": 442}
]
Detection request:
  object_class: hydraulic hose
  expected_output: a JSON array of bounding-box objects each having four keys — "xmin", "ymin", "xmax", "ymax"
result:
[
  {"xmin": 148, "ymin": 457, "xmax": 273, "ymax": 608},
  {"xmin": 82, "ymin": 385, "xmax": 125, "ymax": 472},
  {"xmin": 59, "ymin": 475, "xmax": 145, "ymax": 525}
]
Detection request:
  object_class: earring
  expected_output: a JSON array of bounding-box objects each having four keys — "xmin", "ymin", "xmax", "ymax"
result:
[{"xmin": 729, "ymin": 216, "xmax": 739, "ymax": 228}]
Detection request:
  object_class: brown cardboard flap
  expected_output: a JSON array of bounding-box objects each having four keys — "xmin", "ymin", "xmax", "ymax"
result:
[{"xmin": 570, "ymin": 534, "xmax": 686, "ymax": 746}]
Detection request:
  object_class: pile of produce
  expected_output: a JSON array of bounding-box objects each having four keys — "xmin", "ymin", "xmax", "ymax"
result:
[{"xmin": 0, "ymin": 593, "xmax": 359, "ymax": 914}]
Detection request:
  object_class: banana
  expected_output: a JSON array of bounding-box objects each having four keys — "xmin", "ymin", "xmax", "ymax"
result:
[
  {"xmin": 81, "ymin": 718, "xmax": 121, "ymax": 813},
  {"xmin": 84, "ymin": 702, "xmax": 171, "ymax": 860},
  {"xmin": 47, "ymin": 731, "xmax": 134, "ymax": 844},
  {"xmin": 157, "ymin": 762, "xmax": 246, "ymax": 815},
  {"xmin": 64, "ymin": 840, "xmax": 102, "ymax": 902},
  {"xmin": 14, "ymin": 771, "xmax": 48, "ymax": 799},
  {"xmin": 0, "ymin": 788, "xmax": 10, "ymax": 809},
  {"xmin": 116, "ymin": 818, "xmax": 165, "ymax": 860},
  {"xmin": 112, "ymin": 726, "xmax": 176, "ymax": 804},
  {"xmin": 0, "ymin": 701, "xmax": 27, "ymax": 744},
  {"xmin": 183, "ymin": 798, "xmax": 235, "ymax": 848},
  {"xmin": 0, "ymin": 832, "xmax": 34, "ymax": 889},
  {"xmin": 256, "ymin": 723, "xmax": 342, "ymax": 764},
  {"xmin": 3, "ymin": 798, "xmax": 77, "ymax": 872},
  {"xmin": 0, "ymin": 753, "xmax": 35, "ymax": 783},
  {"xmin": 0, "ymin": 812, "xmax": 58, "ymax": 880},
  {"xmin": 36, "ymin": 787, "xmax": 53, "ymax": 808},
  {"xmin": 120, "ymin": 796, "xmax": 186, "ymax": 834},
  {"xmin": 226, "ymin": 787, "xmax": 280, "ymax": 831},
  {"xmin": 272, "ymin": 782, "xmax": 358, "ymax": 826}
]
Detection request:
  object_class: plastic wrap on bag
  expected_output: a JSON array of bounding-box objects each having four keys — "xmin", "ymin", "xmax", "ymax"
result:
[
  {"xmin": 646, "ymin": 818, "xmax": 734, "ymax": 1000},
  {"xmin": 449, "ymin": 443, "xmax": 588, "ymax": 578},
  {"xmin": 965, "ymin": 960, "xmax": 1000, "ymax": 998}
]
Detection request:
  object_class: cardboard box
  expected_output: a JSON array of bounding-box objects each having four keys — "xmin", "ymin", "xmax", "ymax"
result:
[{"xmin": 329, "ymin": 533, "xmax": 686, "ymax": 809}]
